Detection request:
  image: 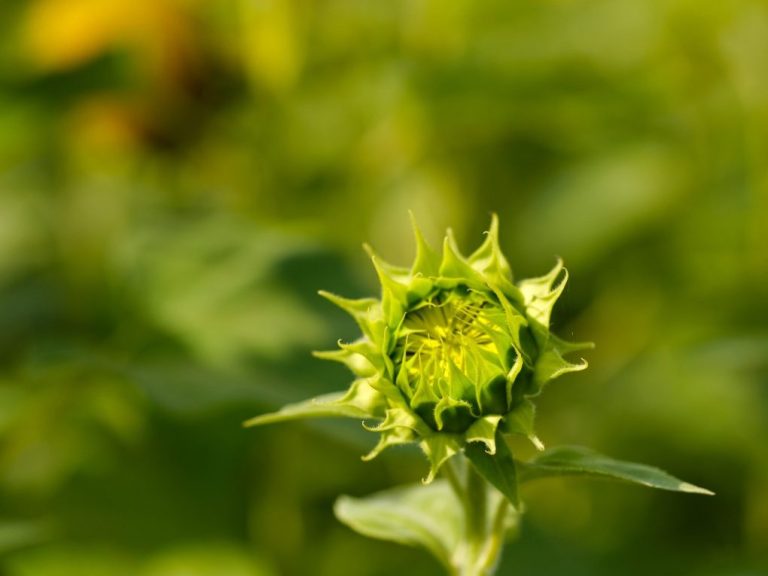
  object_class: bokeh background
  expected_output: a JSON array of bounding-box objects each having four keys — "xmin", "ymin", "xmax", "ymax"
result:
[{"xmin": 0, "ymin": 0, "xmax": 767, "ymax": 574}]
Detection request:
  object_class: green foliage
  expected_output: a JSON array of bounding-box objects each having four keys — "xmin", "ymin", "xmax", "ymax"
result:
[
  {"xmin": 6, "ymin": 544, "xmax": 274, "ymax": 576},
  {"xmin": 0, "ymin": 521, "xmax": 49, "ymax": 557}
]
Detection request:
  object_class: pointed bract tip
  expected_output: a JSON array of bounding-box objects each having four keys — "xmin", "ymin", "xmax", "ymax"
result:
[
  {"xmin": 484, "ymin": 214, "xmax": 501, "ymax": 249},
  {"xmin": 318, "ymin": 290, "xmax": 356, "ymax": 307},
  {"xmin": 478, "ymin": 213, "xmax": 502, "ymax": 248},
  {"xmin": 541, "ymin": 257, "xmax": 565, "ymax": 283},
  {"xmin": 312, "ymin": 349, "xmax": 343, "ymax": 360},
  {"xmin": 445, "ymin": 227, "xmax": 459, "ymax": 248},
  {"xmin": 408, "ymin": 209, "xmax": 419, "ymax": 229},
  {"xmin": 488, "ymin": 212, "xmax": 500, "ymax": 235},
  {"xmin": 364, "ymin": 243, "xmax": 409, "ymax": 280},
  {"xmin": 317, "ymin": 291, "xmax": 375, "ymax": 320},
  {"xmin": 530, "ymin": 435, "xmax": 546, "ymax": 451},
  {"xmin": 409, "ymin": 212, "xmax": 441, "ymax": 276},
  {"xmin": 409, "ymin": 212, "xmax": 428, "ymax": 246},
  {"xmin": 369, "ymin": 254, "xmax": 392, "ymax": 283},
  {"xmin": 441, "ymin": 230, "xmax": 464, "ymax": 264}
]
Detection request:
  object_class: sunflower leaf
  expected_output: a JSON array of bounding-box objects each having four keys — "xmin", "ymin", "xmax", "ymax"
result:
[
  {"xmin": 518, "ymin": 446, "xmax": 714, "ymax": 495},
  {"xmin": 465, "ymin": 431, "xmax": 519, "ymax": 507},
  {"xmin": 334, "ymin": 480, "xmax": 462, "ymax": 571}
]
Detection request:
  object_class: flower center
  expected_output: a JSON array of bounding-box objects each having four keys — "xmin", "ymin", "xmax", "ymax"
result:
[{"xmin": 393, "ymin": 288, "xmax": 506, "ymax": 407}]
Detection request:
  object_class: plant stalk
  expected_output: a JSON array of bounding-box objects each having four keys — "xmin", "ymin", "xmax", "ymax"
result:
[{"xmin": 443, "ymin": 456, "xmax": 509, "ymax": 576}]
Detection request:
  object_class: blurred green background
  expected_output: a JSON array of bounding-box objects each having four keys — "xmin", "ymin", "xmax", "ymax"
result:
[{"xmin": 0, "ymin": 0, "xmax": 767, "ymax": 574}]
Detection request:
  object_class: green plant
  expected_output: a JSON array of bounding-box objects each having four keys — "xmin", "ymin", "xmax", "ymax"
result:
[{"xmin": 246, "ymin": 215, "xmax": 712, "ymax": 576}]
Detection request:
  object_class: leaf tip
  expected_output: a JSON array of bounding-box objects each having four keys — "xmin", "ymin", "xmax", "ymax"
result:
[
  {"xmin": 679, "ymin": 482, "xmax": 715, "ymax": 496},
  {"xmin": 242, "ymin": 415, "xmax": 263, "ymax": 428}
]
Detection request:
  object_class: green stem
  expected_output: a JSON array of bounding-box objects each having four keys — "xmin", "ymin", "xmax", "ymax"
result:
[
  {"xmin": 442, "ymin": 455, "xmax": 513, "ymax": 576},
  {"xmin": 445, "ymin": 456, "xmax": 513, "ymax": 576},
  {"xmin": 465, "ymin": 462, "xmax": 488, "ymax": 557},
  {"xmin": 477, "ymin": 498, "xmax": 509, "ymax": 574},
  {"xmin": 443, "ymin": 457, "xmax": 465, "ymax": 498}
]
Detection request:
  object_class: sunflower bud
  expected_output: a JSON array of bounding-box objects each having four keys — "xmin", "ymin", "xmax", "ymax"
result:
[{"xmin": 246, "ymin": 215, "xmax": 591, "ymax": 482}]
